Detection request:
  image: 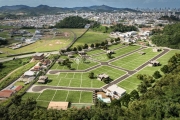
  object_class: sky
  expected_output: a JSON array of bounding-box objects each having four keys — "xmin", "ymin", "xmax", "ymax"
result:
[{"xmin": 0, "ymin": 0, "xmax": 179, "ymax": 8}]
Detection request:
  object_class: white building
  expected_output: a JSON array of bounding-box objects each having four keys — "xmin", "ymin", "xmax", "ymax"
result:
[{"xmin": 106, "ymin": 84, "xmax": 126, "ymax": 99}]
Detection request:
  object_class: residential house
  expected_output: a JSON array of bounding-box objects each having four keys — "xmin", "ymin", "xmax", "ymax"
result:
[
  {"xmin": 33, "ymin": 53, "xmax": 44, "ymax": 60},
  {"xmin": 149, "ymin": 60, "xmax": 160, "ymax": 67},
  {"xmin": 0, "ymin": 90, "xmax": 15, "ymax": 98},
  {"xmin": 97, "ymin": 74, "xmax": 109, "ymax": 81},
  {"xmin": 37, "ymin": 76, "xmax": 48, "ymax": 84}
]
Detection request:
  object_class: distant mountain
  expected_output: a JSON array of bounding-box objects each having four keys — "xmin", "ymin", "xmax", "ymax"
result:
[{"xmin": 0, "ymin": 5, "xmax": 139, "ymax": 14}]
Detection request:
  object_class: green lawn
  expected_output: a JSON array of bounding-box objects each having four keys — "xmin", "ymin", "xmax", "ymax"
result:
[
  {"xmin": 91, "ymin": 45, "xmax": 140, "ymax": 62},
  {"xmin": 0, "ymin": 57, "xmax": 31, "ymax": 80},
  {"xmin": 72, "ymin": 30, "xmax": 110, "ymax": 47},
  {"xmin": 110, "ymin": 48, "xmax": 160, "ymax": 70},
  {"xmin": 118, "ymin": 49, "xmax": 180, "ymax": 93},
  {"xmin": 51, "ymin": 60, "xmax": 99, "ymax": 70},
  {"xmin": 46, "ymin": 65, "xmax": 126, "ymax": 88},
  {"xmin": 22, "ymin": 90, "xmax": 93, "ymax": 108}
]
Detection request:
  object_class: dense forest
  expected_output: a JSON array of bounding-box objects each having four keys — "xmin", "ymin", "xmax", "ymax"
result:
[
  {"xmin": 151, "ymin": 23, "xmax": 180, "ymax": 49},
  {"xmin": 55, "ymin": 16, "xmax": 90, "ymax": 28},
  {"xmin": 1, "ymin": 53, "xmax": 180, "ymax": 120},
  {"xmin": 91, "ymin": 22, "xmax": 137, "ymax": 33}
]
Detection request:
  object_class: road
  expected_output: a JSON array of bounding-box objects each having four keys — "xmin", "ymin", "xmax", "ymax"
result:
[{"xmin": 31, "ymin": 48, "xmax": 170, "ymax": 92}]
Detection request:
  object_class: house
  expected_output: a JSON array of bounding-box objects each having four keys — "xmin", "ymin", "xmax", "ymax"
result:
[
  {"xmin": 106, "ymin": 84, "xmax": 126, "ymax": 99},
  {"xmin": 31, "ymin": 66, "xmax": 41, "ymax": 71},
  {"xmin": 139, "ymin": 52, "xmax": 146, "ymax": 55},
  {"xmin": 0, "ymin": 90, "xmax": 15, "ymax": 98},
  {"xmin": 68, "ymin": 54, "xmax": 74, "ymax": 58},
  {"xmin": 106, "ymin": 50, "xmax": 114, "ymax": 54},
  {"xmin": 97, "ymin": 74, "xmax": 109, "ymax": 81},
  {"xmin": 48, "ymin": 102, "xmax": 69, "ymax": 110},
  {"xmin": 37, "ymin": 76, "xmax": 48, "ymax": 84},
  {"xmin": 33, "ymin": 53, "xmax": 44, "ymax": 60},
  {"xmin": 42, "ymin": 59, "xmax": 51, "ymax": 66},
  {"xmin": 78, "ymin": 51, "xmax": 86, "ymax": 56},
  {"xmin": 149, "ymin": 61, "xmax": 160, "ymax": 67},
  {"xmin": 153, "ymin": 48, "xmax": 161, "ymax": 52},
  {"xmin": 15, "ymin": 86, "xmax": 23, "ymax": 92},
  {"xmin": 23, "ymin": 71, "xmax": 35, "ymax": 77}
]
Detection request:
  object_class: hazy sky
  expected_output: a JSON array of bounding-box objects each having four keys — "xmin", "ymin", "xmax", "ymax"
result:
[{"xmin": 0, "ymin": 0, "xmax": 179, "ymax": 8}]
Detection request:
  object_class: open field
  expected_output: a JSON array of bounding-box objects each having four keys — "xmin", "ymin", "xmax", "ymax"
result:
[
  {"xmin": 22, "ymin": 90, "xmax": 93, "ymax": 107},
  {"xmin": 0, "ymin": 28, "xmax": 86, "ymax": 58},
  {"xmin": 0, "ymin": 57, "xmax": 31, "ymax": 80},
  {"xmin": 51, "ymin": 60, "xmax": 99, "ymax": 70},
  {"xmin": 42, "ymin": 65, "xmax": 126, "ymax": 88},
  {"xmin": 110, "ymin": 48, "xmax": 161, "ymax": 70},
  {"xmin": 118, "ymin": 49, "xmax": 180, "ymax": 93},
  {"xmin": 72, "ymin": 30, "xmax": 110, "ymax": 47},
  {"xmin": 91, "ymin": 45, "xmax": 140, "ymax": 62}
]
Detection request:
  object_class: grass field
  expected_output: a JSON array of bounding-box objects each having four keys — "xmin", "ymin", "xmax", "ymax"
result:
[
  {"xmin": 72, "ymin": 30, "xmax": 110, "ymax": 47},
  {"xmin": 118, "ymin": 49, "xmax": 180, "ymax": 93},
  {"xmin": 91, "ymin": 45, "xmax": 140, "ymax": 62},
  {"xmin": 22, "ymin": 90, "xmax": 93, "ymax": 108},
  {"xmin": 0, "ymin": 28, "xmax": 86, "ymax": 58},
  {"xmin": 110, "ymin": 48, "xmax": 161, "ymax": 70},
  {"xmin": 42, "ymin": 65, "xmax": 126, "ymax": 88},
  {"xmin": 51, "ymin": 59, "xmax": 99, "ymax": 70}
]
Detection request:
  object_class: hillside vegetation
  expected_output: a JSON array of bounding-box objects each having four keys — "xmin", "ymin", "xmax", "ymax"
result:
[
  {"xmin": 151, "ymin": 23, "xmax": 180, "ymax": 49},
  {"xmin": 92, "ymin": 22, "xmax": 137, "ymax": 33},
  {"xmin": 55, "ymin": 16, "xmax": 90, "ymax": 28}
]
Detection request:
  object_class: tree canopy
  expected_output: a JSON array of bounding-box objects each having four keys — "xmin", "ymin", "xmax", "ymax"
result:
[
  {"xmin": 151, "ymin": 23, "xmax": 180, "ymax": 49},
  {"xmin": 55, "ymin": 16, "xmax": 90, "ymax": 28}
]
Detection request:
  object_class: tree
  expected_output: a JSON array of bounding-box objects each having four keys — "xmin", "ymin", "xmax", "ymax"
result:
[
  {"xmin": 107, "ymin": 53, "xmax": 112, "ymax": 59},
  {"xmin": 101, "ymin": 42, "xmax": 105, "ymax": 47},
  {"xmin": 161, "ymin": 65, "xmax": 169, "ymax": 74},
  {"xmin": 120, "ymin": 94, "xmax": 130, "ymax": 107},
  {"xmin": 104, "ymin": 40, "xmax": 108, "ymax": 45},
  {"xmin": 95, "ymin": 43, "xmax": 100, "ymax": 48},
  {"xmin": 91, "ymin": 43, "xmax": 94, "ymax": 48},
  {"xmin": 130, "ymin": 90, "xmax": 139, "ymax": 100},
  {"xmin": 83, "ymin": 44, "xmax": 88, "ymax": 49},
  {"xmin": 73, "ymin": 47, "xmax": 77, "ymax": 51},
  {"xmin": 153, "ymin": 71, "xmax": 162, "ymax": 79},
  {"xmin": 89, "ymin": 72, "xmax": 94, "ymax": 79},
  {"xmin": 110, "ymin": 39, "xmax": 114, "ymax": 43},
  {"xmin": 77, "ymin": 46, "xmax": 82, "ymax": 51},
  {"xmin": 67, "ymin": 63, "xmax": 71, "ymax": 70},
  {"xmin": 137, "ymin": 83, "xmax": 147, "ymax": 93},
  {"xmin": 0, "ymin": 62, "xmax": 3, "ymax": 69},
  {"xmin": 137, "ymin": 74, "xmax": 144, "ymax": 80}
]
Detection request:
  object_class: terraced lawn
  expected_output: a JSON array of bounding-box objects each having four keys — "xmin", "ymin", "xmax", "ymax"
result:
[
  {"xmin": 118, "ymin": 49, "xmax": 180, "ymax": 93},
  {"xmin": 91, "ymin": 45, "xmax": 141, "ymax": 62},
  {"xmin": 110, "ymin": 48, "xmax": 161, "ymax": 70},
  {"xmin": 22, "ymin": 90, "xmax": 93, "ymax": 108}
]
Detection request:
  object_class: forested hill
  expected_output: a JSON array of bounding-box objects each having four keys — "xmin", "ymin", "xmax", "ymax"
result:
[
  {"xmin": 151, "ymin": 23, "xmax": 180, "ymax": 49},
  {"xmin": 1, "ymin": 54, "xmax": 180, "ymax": 119},
  {"xmin": 55, "ymin": 16, "xmax": 90, "ymax": 28}
]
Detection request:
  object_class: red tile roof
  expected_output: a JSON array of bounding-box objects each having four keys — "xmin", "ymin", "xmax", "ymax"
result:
[
  {"xmin": 15, "ymin": 86, "xmax": 23, "ymax": 92},
  {"xmin": 0, "ymin": 90, "xmax": 14, "ymax": 98}
]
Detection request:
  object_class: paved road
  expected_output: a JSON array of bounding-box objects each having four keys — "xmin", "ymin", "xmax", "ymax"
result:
[
  {"xmin": 103, "ymin": 48, "xmax": 170, "ymax": 89},
  {"xmin": 0, "ymin": 51, "xmax": 59, "ymax": 62},
  {"xmin": 29, "ymin": 85, "xmax": 101, "ymax": 93},
  {"xmin": 31, "ymin": 47, "xmax": 170, "ymax": 92}
]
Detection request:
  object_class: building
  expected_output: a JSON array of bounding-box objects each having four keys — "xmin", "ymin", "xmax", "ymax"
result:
[
  {"xmin": 106, "ymin": 84, "xmax": 126, "ymax": 99},
  {"xmin": 23, "ymin": 71, "xmax": 35, "ymax": 77},
  {"xmin": 97, "ymin": 74, "xmax": 109, "ymax": 81},
  {"xmin": 153, "ymin": 48, "xmax": 161, "ymax": 52},
  {"xmin": 149, "ymin": 61, "xmax": 160, "ymax": 66},
  {"xmin": 37, "ymin": 76, "xmax": 48, "ymax": 84},
  {"xmin": 48, "ymin": 102, "xmax": 69, "ymax": 110},
  {"xmin": 33, "ymin": 53, "xmax": 44, "ymax": 60},
  {"xmin": 0, "ymin": 90, "xmax": 14, "ymax": 98},
  {"xmin": 106, "ymin": 50, "xmax": 114, "ymax": 54}
]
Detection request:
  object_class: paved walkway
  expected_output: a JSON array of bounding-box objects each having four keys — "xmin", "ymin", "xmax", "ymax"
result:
[{"xmin": 28, "ymin": 85, "xmax": 100, "ymax": 93}]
